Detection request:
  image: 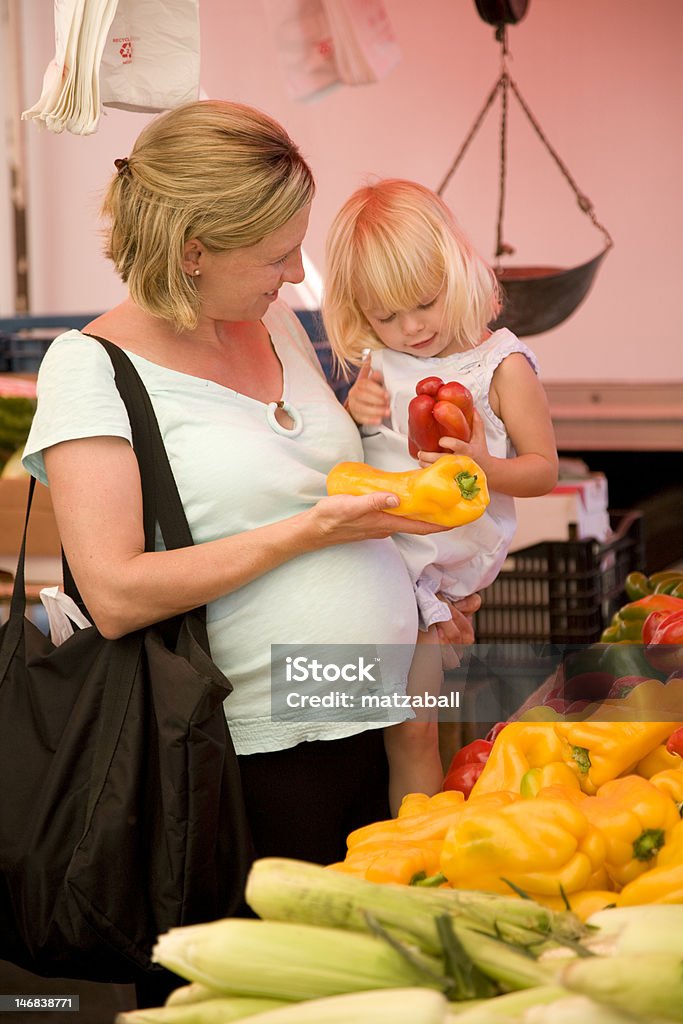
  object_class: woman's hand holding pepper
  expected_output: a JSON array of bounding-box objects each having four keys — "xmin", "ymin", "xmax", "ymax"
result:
[
  {"xmin": 307, "ymin": 492, "xmax": 450, "ymax": 548},
  {"xmin": 345, "ymin": 359, "xmax": 391, "ymax": 425}
]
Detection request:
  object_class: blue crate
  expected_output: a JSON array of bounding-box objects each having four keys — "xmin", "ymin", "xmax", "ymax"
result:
[
  {"xmin": 0, "ymin": 315, "xmax": 100, "ymax": 373},
  {"xmin": 0, "ymin": 311, "xmax": 354, "ymax": 401},
  {"xmin": 293, "ymin": 309, "xmax": 351, "ymax": 404}
]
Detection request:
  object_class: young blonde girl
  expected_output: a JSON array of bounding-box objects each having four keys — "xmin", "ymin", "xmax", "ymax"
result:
[{"xmin": 322, "ymin": 179, "xmax": 558, "ymax": 812}]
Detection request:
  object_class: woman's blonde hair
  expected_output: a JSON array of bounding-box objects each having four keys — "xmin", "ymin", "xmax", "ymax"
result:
[
  {"xmin": 102, "ymin": 100, "xmax": 315, "ymax": 330},
  {"xmin": 322, "ymin": 179, "xmax": 500, "ymax": 371}
]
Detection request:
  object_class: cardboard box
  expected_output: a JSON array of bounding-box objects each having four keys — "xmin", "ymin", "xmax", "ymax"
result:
[
  {"xmin": 0, "ymin": 477, "xmax": 61, "ymax": 559},
  {"xmin": 510, "ymin": 473, "xmax": 610, "ymax": 552}
]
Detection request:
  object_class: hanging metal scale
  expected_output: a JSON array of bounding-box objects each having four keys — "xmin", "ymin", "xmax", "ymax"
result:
[{"xmin": 438, "ymin": 0, "xmax": 613, "ymax": 336}]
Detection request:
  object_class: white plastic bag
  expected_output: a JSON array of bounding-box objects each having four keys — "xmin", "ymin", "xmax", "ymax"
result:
[
  {"xmin": 261, "ymin": 0, "xmax": 340, "ymax": 102},
  {"xmin": 100, "ymin": 0, "xmax": 200, "ymax": 113},
  {"xmin": 321, "ymin": 0, "xmax": 401, "ymax": 85},
  {"xmin": 22, "ymin": 0, "xmax": 119, "ymax": 135},
  {"xmin": 262, "ymin": 0, "xmax": 400, "ymax": 101},
  {"xmin": 39, "ymin": 587, "xmax": 92, "ymax": 646}
]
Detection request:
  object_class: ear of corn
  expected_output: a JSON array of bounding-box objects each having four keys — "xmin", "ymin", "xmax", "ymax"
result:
[
  {"xmin": 443, "ymin": 985, "xmax": 573, "ymax": 1022},
  {"xmin": 227, "ymin": 987, "xmax": 449, "ymax": 1024},
  {"xmin": 449, "ymin": 922, "xmax": 554, "ymax": 992},
  {"xmin": 164, "ymin": 983, "xmax": 222, "ymax": 1007},
  {"xmin": 245, "ymin": 857, "xmax": 583, "ymax": 956},
  {"xmin": 584, "ymin": 905, "xmax": 683, "ymax": 956},
  {"xmin": 152, "ymin": 918, "xmax": 446, "ymax": 1002},
  {"xmin": 521, "ymin": 994, "xmax": 644, "ymax": 1024},
  {"xmin": 115, "ymin": 996, "xmax": 289, "ymax": 1024},
  {"xmin": 561, "ymin": 953, "xmax": 683, "ymax": 1021}
]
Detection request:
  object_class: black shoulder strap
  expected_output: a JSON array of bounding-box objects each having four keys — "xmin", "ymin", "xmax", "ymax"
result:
[{"xmin": 86, "ymin": 335, "xmax": 194, "ymax": 552}]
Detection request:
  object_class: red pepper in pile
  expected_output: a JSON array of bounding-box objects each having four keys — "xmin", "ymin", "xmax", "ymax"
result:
[
  {"xmin": 643, "ymin": 607, "xmax": 683, "ymax": 673},
  {"xmin": 666, "ymin": 725, "xmax": 683, "ymax": 758},
  {"xmin": 408, "ymin": 376, "xmax": 474, "ymax": 460},
  {"xmin": 442, "ymin": 737, "xmax": 492, "ymax": 798}
]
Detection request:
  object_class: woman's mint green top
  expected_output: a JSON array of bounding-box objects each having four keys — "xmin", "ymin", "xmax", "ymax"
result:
[{"xmin": 23, "ymin": 301, "xmax": 418, "ymax": 754}]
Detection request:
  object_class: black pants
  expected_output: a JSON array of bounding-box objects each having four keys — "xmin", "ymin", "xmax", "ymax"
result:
[{"xmin": 238, "ymin": 728, "xmax": 391, "ymax": 865}]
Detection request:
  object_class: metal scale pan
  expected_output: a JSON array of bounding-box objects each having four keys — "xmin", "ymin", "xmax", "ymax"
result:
[{"xmin": 490, "ymin": 250, "xmax": 610, "ymax": 336}]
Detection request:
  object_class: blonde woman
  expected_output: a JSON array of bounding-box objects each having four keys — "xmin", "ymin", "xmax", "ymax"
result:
[
  {"xmin": 22, "ymin": 107, "xmax": 483, "ymax": 877},
  {"xmin": 323, "ymin": 179, "xmax": 558, "ymax": 810}
]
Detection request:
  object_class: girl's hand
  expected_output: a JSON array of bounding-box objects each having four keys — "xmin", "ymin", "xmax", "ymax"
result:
[
  {"xmin": 434, "ymin": 592, "xmax": 482, "ymax": 669},
  {"xmin": 307, "ymin": 492, "xmax": 450, "ymax": 547},
  {"xmin": 345, "ymin": 359, "xmax": 391, "ymax": 425},
  {"xmin": 415, "ymin": 412, "xmax": 490, "ymax": 470},
  {"xmin": 435, "ymin": 592, "xmax": 481, "ymax": 647},
  {"xmin": 424, "ymin": 410, "xmax": 491, "ymax": 470}
]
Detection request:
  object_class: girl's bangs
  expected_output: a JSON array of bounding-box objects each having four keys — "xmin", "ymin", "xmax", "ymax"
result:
[{"xmin": 353, "ymin": 239, "xmax": 444, "ymax": 316}]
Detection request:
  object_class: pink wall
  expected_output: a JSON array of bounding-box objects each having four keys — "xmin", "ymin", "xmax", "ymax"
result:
[{"xmin": 9, "ymin": 0, "xmax": 683, "ymax": 381}]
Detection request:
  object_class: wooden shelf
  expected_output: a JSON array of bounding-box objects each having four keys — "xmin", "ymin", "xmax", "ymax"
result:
[{"xmin": 544, "ymin": 381, "xmax": 683, "ymax": 451}]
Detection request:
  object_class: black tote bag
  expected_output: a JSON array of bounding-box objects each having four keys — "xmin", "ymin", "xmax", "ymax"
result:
[{"xmin": 0, "ymin": 337, "xmax": 252, "ymax": 983}]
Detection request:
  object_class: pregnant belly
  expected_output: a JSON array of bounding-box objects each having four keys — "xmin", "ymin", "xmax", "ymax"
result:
[{"xmin": 206, "ymin": 539, "xmax": 418, "ymax": 718}]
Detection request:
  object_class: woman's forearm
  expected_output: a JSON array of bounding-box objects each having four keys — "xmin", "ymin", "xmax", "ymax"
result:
[
  {"xmin": 44, "ymin": 436, "xmax": 319, "ymax": 638},
  {"xmin": 84, "ymin": 512, "xmax": 318, "ymax": 639}
]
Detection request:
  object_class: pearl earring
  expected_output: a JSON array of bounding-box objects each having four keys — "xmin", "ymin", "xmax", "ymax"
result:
[{"xmin": 193, "ymin": 269, "xmax": 200, "ymax": 277}]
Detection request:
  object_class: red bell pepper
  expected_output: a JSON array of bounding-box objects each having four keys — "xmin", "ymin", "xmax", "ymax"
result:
[
  {"xmin": 643, "ymin": 607, "xmax": 683, "ymax": 674},
  {"xmin": 485, "ymin": 721, "xmax": 508, "ymax": 744},
  {"xmin": 666, "ymin": 725, "xmax": 683, "ymax": 758},
  {"xmin": 442, "ymin": 761, "xmax": 486, "ymax": 798},
  {"xmin": 443, "ymin": 737, "xmax": 492, "ymax": 797},
  {"xmin": 667, "ymin": 724, "xmax": 683, "ymax": 757},
  {"xmin": 408, "ymin": 376, "xmax": 474, "ymax": 460}
]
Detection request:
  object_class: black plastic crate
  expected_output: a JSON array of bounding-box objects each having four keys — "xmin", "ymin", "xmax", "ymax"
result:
[{"xmin": 474, "ymin": 510, "xmax": 645, "ymax": 644}]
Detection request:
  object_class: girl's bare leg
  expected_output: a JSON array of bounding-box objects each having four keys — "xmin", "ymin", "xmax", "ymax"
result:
[{"xmin": 384, "ymin": 625, "xmax": 444, "ymax": 816}]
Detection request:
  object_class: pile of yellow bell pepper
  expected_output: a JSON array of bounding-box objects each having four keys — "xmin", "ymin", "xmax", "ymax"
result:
[{"xmin": 330, "ymin": 720, "xmax": 683, "ymax": 919}]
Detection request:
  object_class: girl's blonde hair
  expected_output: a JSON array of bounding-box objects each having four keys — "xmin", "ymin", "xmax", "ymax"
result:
[
  {"xmin": 322, "ymin": 179, "xmax": 500, "ymax": 371},
  {"xmin": 102, "ymin": 100, "xmax": 315, "ymax": 331}
]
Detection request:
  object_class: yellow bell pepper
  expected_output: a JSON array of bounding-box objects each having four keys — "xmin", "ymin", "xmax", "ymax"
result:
[
  {"xmin": 330, "ymin": 839, "xmax": 444, "ymax": 885},
  {"xmin": 579, "ymin": 776, "xmax": 680, "ymax": 887},
  {"xmin": 648, "ymin": 766, "xmax": 683, "ymax": 803},
  {"xmin": 655, "ymin": 816, "xmax": 683, "ymax": 867},
  {"xmin": 554, "ymin": 722, "xmax": 679, "ymax": 794},
  {"xmin": 439, "ymin": 795, "xmax": 606, "ymax": 898},
  {"xmin": 615, "ymin": 820, "xmax": 683, "ymax": 906},
  {"xmin": 520, "ymin": 762, "xmax": 582, "ymax": 798},
  {"xmin": 397, "ymin": 789, "xmax": 466, "ymax": 819},
  {"xmin": 536, "ymin": 889, "xmax": 617, "ymax": 922},
  {"xmin": 326, "ymin": 454, "xmax": 489, "ymax": 527},
  {"xmin": 636, "ymin": 743, "xmax": 682, "ymax": 778},
  {"xmin": 616, "ymin": 864, "xmax": 683, "ymax": 905},
  {"xmin": 346, "ymin": 790, "xmax": 465, "ymax": 850},
  {"xmin": 469, "ymin": 723, "xmax": 564, "ymax": 799}
]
